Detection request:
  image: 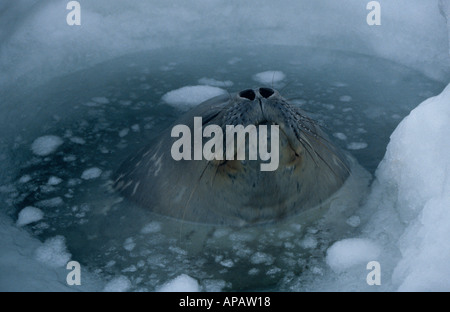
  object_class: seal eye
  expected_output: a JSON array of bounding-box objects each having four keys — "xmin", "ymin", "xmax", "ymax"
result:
[
  {"xmin": 259, "ymin": 88, "xmax": 275, "ymax": 99},
  {"xmin": 239, "ymin": 89, "xmax": 256, "ymax": 101}
]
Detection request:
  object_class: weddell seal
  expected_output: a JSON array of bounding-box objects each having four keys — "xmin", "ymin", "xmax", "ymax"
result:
[{"xmin": 113, "ymin": 87, "xmax": 356, "ymax": 227}]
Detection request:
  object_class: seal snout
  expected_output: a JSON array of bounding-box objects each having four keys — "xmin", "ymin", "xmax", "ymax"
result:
[
  {"xmin": 258, "ymin": 87, "xmax": 275, "ymax": 98},
  {"xmin": 238, "ymin": 89, "xmax": 256, "ymax": 100},
  {"xmin": 238, "ymin": 87, "xmax": 276, "ymax": 101}
]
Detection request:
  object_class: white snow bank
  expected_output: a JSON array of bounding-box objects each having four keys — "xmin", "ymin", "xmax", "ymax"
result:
[
  {"xmin": 35, "ymin": 236, "xmax": 71, "ymax": 268},
  {"xmin": 0, "ymin": 214, "xmax": 102, "ymax": 291},
  {"xmin": 162, "ymin": 86, "xmax": 226, "ymax": 109},
  {"xmin": 31, "ymin": 135, "xmax": 63, "ymax": 156},
  {"xmin": 16, "ymin": 207, "xmax": 44, "ymax": 227},
  {"xmin": 1, "ymin": 0, "xmax": 447, "ymax": 91},
  {"xmin": 326, "ymin": 238, "xmax": 381, "ymax": 273},
  {"xmin": 252, "ymin": 71, "xmax": 286, "ymax": 85},
  {"xmin": 377, "ymin": 83, "xmax": 450, "ymax": 291},
  {"xmin": 377, "ymin": 84, "xmax": 450, "ymax": 222},
  {"xmin": 157, "ymin": 274, "xmax": 200, "ymax": 292}
]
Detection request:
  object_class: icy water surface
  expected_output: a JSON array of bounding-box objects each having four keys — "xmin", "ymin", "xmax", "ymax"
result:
[{"xmin": 0, "ymin": 46, "xmax": 445, "ymax": 291}]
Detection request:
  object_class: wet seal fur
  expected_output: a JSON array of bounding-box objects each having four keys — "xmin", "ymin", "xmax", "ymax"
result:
[{"xmin": 113, "ymin": 88, "xmax": 351, "ymax": 226}]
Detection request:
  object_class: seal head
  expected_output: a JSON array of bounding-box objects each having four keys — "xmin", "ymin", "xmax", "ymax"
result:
[{"xmin": 114, "ymin": 88, "xmax": 350, "ymax": 226}]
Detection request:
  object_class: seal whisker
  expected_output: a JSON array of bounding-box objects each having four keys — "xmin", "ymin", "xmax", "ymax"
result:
[
  {"xmin": 301, "ymin": 129, "xmax": 351, "ymax": 176},
  {"xmin": 178, "ymin": 161, "xmax": 212, "ymax": 239}
]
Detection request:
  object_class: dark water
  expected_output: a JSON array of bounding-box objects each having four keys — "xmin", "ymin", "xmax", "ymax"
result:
[{"xmin": 0, "ymin": 46, "xmax": 444, "ymax": 291}]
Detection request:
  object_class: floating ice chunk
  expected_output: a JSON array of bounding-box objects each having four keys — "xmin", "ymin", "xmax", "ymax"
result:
[
  {"xmin": 333, "ymin": 132, "xmax": 347, "ymax": 140},
  {"xmin": 140, "ymin": 222, "xmax": 161, "ymax": 234},
  {"xmin": 326, "ymin": 238, "xmax": 381, "ymax": 273},
  {"xmin": 35, "ymin": 236, "xmax": 71, "ymax": 268},
  {"xmin": 36, "ymin": 197, "xmax": 64, "ymax": 207},
  {"xmin": 203, "ymin": 280, "xmax": 226, "ymax": 292},
  {"xmin": 123, "ymin": 238, "xmax": 136, "ymax": 251},
  {"xmin": 118, "ymin": 128, "xmax": 129, "ymax": 138},
  {"xmin": 122, "ymin": 265, "xmax": 137, "ymax": 273},
  {"xmin": 248, "ymin": 268, "xmax": 259, "ymax": 275},
  {"xmin": 250, "ymin": 252, "xmax": 274, "ymax": 265},
  {"xmin": 47, "ymin": 176, "xmax": 62, "ymax": 186},
  {"xmin": 63, "ymin": 155, "xmax": 76, "ymax": 162},
  {"xmin": 81, "ymin": 167, "xmax": 102, "ymax": 180},
  {"xmin": 18, "ymin": 175, "xmax": 32, "ymax": 184},
  {"xmin": 169, "ymin": 246, "xmax": 187, "ymax": 256},
  {"xmin": 346, "ymin": 216, "xmax": 361, "ymax": 227},
  {"xmin": 227, "ymin": 57, "xmax": 242, "ymax": 65},
  {"xmin": 322, "ymin": 103, "xmax": 335, "ymax": 110},
  {"xmin": 220, "ymin": 259, "xmax": 234, "ymax": 268},
  {"xmin": 332, "ymin": 82, "xmax": 348, "ymax": 87},
  {"xmin": 162, "ymin": 85, "xmax": 226, "ymax": 109},
  {"xmin": 311, "ymin": 267, "xmax": 324, "ymax": 275},
  {"xmin": 157, "ymin": 274, "xmax": 199, "ymax": 292},
  {"xmin": 103, "ymin": 276, "xmax": 131, "ymax": 292},
  {"xmin": 292, "ymin": 99, "xmax": 307, "ymax": 106},
  {"xmin": 252, "ymin": 71, "xmax": 286, "ymax": 84},
  {"xmin": 266, "ymin": 267, "xmax": 281, "ymax": 275},
  {"xmin": 212, "ymin": 228, "xmax": 229, "ymax": 239},
  {"xmin": 198, "ymin": 77, "xmax": 234, "ymax": 87},
  {"xmin": 131, "ymin": 124, "xmax": 140, "ymax": 132},
  {"xmin": 339, "ymin": 95, "xmax": 352, "ymax": 102},
  {"xmin": 31, "ymin": 135, "xmax": 63, "ymax": 156},
  {"xmin": 16, "ymin": 207, "xmax": 44, "ymax": 226},
  {"xmin": 347, "ymin": 142, "xmax": 368, "ymax": 150},
  {"xmin": 92, "ymin": 97, "xmax": 110, "ymax": 104},
  {"xmin": 119, "ymin": 100, "xmax": 132, "ymax": 106},
  {"xmin": 299, "ymin": 236, "xmax": 318, "ymax": 249},
  {"xmin": 70, "ymin": 137, "xmax": 86, "ymax": 145}
]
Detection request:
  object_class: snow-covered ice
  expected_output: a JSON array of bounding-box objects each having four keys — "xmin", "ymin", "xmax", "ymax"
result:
[
  {"xmin": 374, "ymin": 83, "xmax": 450, "ymax": 291},
  {"xmin": 0, "ymin": 215, "xmax": 102, "ymax": 291},
  {"xmin": 319, "ymin": 83, "xmax": 450, "ymax": 291},
  {"xmin": 0, "ymin": 0, "xmax": 449, "ymax": 292}
]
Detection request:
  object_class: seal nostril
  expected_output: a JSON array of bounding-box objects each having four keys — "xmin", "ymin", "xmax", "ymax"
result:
[
  {"xmin": 259, "ymin": 88, "xmax": 275, "ymax": 99},
  {"xmin": 239, "ymin": 89, "xmax": 256, "ymax": 101}
]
